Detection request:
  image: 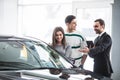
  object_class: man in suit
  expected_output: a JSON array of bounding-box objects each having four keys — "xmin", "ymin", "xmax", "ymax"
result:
[{"xmin": 80, "ymin": 19, "xmax": 113, "ymax": 78}]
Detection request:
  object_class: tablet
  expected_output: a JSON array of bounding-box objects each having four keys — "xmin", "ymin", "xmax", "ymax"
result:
[{"xmin": 86, "ymin": 41, "xmax": 94, "ymax": 48}]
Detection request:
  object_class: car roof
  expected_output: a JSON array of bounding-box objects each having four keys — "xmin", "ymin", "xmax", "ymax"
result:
[
  {"xmin": 0, "ymin": 35, "xmax": 26, "ymax": 40},
  {"xmin": 0, "ymin": 35, "xmax": 44, "ymax": 44}
]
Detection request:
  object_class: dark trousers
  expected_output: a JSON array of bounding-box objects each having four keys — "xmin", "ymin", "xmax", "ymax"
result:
[{"xmin": 105, "ymin": 73, "xmax": 111, "ymax": 78}]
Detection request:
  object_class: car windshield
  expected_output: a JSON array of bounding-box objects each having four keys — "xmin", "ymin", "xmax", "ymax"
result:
[{"xmin": 0, "ymin": 37, "xmax": 73, "ymax": 70}]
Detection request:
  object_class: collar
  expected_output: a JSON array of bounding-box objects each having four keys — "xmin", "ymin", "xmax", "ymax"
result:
[{"xmin": 99, "ymin": 31, "xmax": 105, "ymax": 37}]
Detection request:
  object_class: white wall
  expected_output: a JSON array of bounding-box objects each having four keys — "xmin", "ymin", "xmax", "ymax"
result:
[
  {"xmin": 0, "ymin": 0, "xmax": 18, "ymax": 35},
  {"xmin": 111, "ymin": 0, "xmax": 120, "ymax": 79},
  {"xmin": 0, "ymin": 0, "xmax": 4, "ymax": 30}
]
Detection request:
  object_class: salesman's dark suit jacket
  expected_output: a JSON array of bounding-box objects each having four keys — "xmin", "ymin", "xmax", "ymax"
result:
[{"xmin": 89, "ymin": 32, "xmax": 113, "ymax": 77}]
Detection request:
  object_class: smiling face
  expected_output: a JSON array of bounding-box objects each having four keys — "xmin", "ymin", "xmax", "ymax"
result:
[
  {"xmin": 66, "ymin": 19, "xmax": 77, "ymax": 32},
  {"xmin": 52, "ymin": 27, "xmax": 66, "ymax": 47},
  {"xmin": 93, "ymin": 21, "xmax": 104, "ymax": 34},
  {"xmin": 55, "ymin": 31, "xmax": 64, "ymax": 44}
]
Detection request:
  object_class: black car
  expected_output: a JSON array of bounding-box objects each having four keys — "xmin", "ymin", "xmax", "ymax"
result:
[{"xmin": 0, "ymin": 35, "xmax": 112, "ymax": 80}]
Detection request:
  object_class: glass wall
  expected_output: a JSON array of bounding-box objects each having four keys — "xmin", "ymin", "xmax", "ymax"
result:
[
  {"xmin": 77, "ymin": 7, "xmax": 112, "ymax": 41},
  {"xmin": 18, "ymin": 0, "xmax": 72, "ymax": 43}
]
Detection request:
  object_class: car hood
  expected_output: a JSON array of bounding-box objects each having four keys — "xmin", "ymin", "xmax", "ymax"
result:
[
  {"xmin": 21, "ymin": 69, "xmax": 93, "ymax": 80},
  {"xmin": 0, "ymin": 68, "xmax": 112, "ymax": 80}
]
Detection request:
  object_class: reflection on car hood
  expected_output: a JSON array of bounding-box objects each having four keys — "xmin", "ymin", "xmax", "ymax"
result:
[
  {"xmin": 0, "ymin": 73, "xmax": 28, "ymax": 80},
  {"xmin": 22, "ymin": 69, "xmax": 91, "ymax": 80}
]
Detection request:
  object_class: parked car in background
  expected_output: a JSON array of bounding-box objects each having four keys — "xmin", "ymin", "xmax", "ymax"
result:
[{"xmin": 0, "ymin": 35, "xmax": 112, "ymax": 80}]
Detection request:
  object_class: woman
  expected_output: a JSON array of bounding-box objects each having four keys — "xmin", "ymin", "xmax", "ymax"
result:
[
  {"xmin": 51, "ymin": 26, "xmax": 72, "ymax": 79},
  {"xmin": 51, "ymin": 26, "xmax": 72, "ymax": 60}
]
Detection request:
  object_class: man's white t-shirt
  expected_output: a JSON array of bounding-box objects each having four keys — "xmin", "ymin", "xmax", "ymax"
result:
[{"xmin": 65, "ymin": 30, "xmax": 87, "ymax": 66}]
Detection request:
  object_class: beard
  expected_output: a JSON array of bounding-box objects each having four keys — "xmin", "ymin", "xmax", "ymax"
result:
[{"xmin": 94, "ymin": 29, "xmax": 101, "ymax": 34}]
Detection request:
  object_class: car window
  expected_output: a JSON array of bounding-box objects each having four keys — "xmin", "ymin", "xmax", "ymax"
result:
[{"xmin": 0, "ymin": 40, "xmax": 72, "ymax": 70}]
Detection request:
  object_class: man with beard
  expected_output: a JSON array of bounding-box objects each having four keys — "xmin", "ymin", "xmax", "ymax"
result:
[{"xmin": 80, "ymin": 19, "xmax": 113, "ymax": 78}]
